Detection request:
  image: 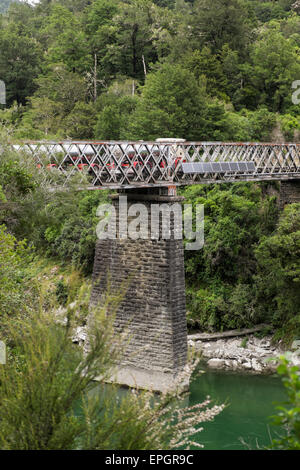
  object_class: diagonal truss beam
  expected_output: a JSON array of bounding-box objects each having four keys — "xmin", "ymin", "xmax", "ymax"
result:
[{"xmin": 5, "ymin": 141, "xmax": 300, "ymax": 190}]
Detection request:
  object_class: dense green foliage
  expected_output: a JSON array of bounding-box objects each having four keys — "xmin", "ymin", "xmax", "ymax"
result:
[
  {"xmin": 0, "ymin": 224, "xmax": 34, "ymax": 318},
  {"xmin": 182, "ymin": 183, "xmax": 300, "ymax": 340},
  {"xmin": 41, "ymin": 189, "xmax": 109, "ymax": 274},
  {"xmin": 0, "ymin": 138, "xmax": 108, "ymax": 274},
  {"xmin": 0, "ymin": 0, "xmax": 299, "ymax": 140},
  {"xmin": 255, "ymin": 204, "xmax": 300, "ymax": 343},
  {"xmin": 0, "ymin": 0, "xmax": 299, "ymax": 452},
  {"xmin": 183, "ymin": 182, "xmax": 276, "ymax": 330},
  {"xmin": 269, "ymin": 357, "xmax": 300, "ymax": 450}
]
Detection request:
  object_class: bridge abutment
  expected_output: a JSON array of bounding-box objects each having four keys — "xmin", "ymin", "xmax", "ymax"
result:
[
  {"xmin": 279, "ymin": 180, "xmax": 300, "ymax": 209},
  {"xmin": 90, "ymin": 188, "xmax": 188, "ymax": 392}
]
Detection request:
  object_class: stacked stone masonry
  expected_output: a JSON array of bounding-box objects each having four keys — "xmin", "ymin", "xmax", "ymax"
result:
[
  {"xmin": 280, "ymin": 180, "xmax": 300, "ymax": 209},
  {"xmin": 90, "ymin": 190, "xmax": 188, "ymax": 385}
]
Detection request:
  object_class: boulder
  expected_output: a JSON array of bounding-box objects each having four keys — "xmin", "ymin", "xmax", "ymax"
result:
[{"xmin": 207, "ymin": 358, "xmax": 226, "ymax": 369}]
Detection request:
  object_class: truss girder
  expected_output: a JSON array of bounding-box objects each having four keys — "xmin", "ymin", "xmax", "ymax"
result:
[{"xmin": 9, "ymin": 141, "xmax": 300, "ymax": 189}]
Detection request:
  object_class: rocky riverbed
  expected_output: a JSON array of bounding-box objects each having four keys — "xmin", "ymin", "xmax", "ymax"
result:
[
  {"xmin": 68, "ymin": 311, "xmax": 300, "ymax": 375},
  {"xmin": 188, "ymin": 333, "xmax": 300, "ymax": 373}
]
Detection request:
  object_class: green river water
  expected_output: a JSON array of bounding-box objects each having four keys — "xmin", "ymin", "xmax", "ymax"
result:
[
  {"xmin": 188, "ymin": 365, "xmax": 286, "ymax": 450},
  {"xmin": 88, "ymin": 365, "xmax": 286, "ymax": 451}
]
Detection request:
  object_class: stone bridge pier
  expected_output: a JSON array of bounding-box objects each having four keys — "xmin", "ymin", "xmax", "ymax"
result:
[
  {"xmin": 279, "ymin": 180, "xmax": 300, "ymax": 209},
  {"xmin": 90, "ymin": 188, "xmax": 188, "ymax": 392}
]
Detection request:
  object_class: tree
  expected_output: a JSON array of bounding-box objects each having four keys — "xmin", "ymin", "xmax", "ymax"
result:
[
  {"xmin": 269, "ymin": 357, "xmax": 300, "ymax": 450},
  {"xmin": 0, "ymin": 23, "xmax": 42, "ymax": 105},
  {"xmin": 240, "ymin": 24, "xmax": 300, "ymax": 112},
  {"xmin": 47, "ymin": 28, "xmax": 91, "ymax": 74},
  {"xmin": 254, "ymin": 203, "xmax": 300, "ymax": 341},
  {"xmin": 190, "ymin": 0, "xmax": 251, "ymax": 55},
  {"xmin": 20, "ymin": 96, "xmax": 62, "ymax": 137},
  {"xmin": 34, "ymin": 64, "xmax": 87, "ymax": 114},
  {"xmin": 94, "ymin": 92, "xmax": 137, "ymax": 140},
  {"xmin": 248, "ymin": 0, "xmax": 289, "ymax": 23},
  {"xmin": 0, "ymin": 225, "xmax": 33, "ymax": 319},
  {"xmin": 84, "ymin": 0, "xmax": 174, "ymax": 83},
  {"xmin": 183, "ymin": 48, "xmax": 228, "ymax": 100},
  {"xmin": 83, "ymin": 0, "xmax": 119, "ymax": 86},
  {"xmin": 19, "ymin": 64, "xmax": 88, "ymax": 138},
  {"xmin": 107, "ymin": 0, "xmax": 159, "ymax": 80},
  {"xmin": 126, "ymin": 63, "xmax": 228, "ymax": 140},
  {"xmin": 84, "ymin": 0, "xmax": 119, "ymax": 37},
  {"xmin": 219, "ymin": 45, "xmax": 243, "ymax": 107},
  {"xmin": 65, "ymin": 102, "xmax": 97, "ymax": 139},
  {"xmin": 182, "ymin": 181, "xmax": 279, "ymax": 330},
  {"xmin": 40, "ymin": 4, "xmax": 92, "ymax": 73},
  {"xmin": 247, "ymin": 107, "xmax": 277, "ymax": 141}
]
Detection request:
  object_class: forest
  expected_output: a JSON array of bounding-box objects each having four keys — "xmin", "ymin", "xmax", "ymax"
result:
[
  {"xmin": 0, "ymin": 0, "xmax": 299, "ymax": 141},
  {"xmin": 0, "ymin": 0, "xmax": 299, "ymax": 451}
]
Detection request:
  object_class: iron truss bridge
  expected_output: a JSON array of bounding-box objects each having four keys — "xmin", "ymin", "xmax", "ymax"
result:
[{"xmin": 7, "ymin": 140, "xmax": 300, "ymax": 190}]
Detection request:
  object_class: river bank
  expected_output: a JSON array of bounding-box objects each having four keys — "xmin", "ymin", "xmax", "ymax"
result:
[
  {"xmin": 71, "ymin": 317, "xmax": 300, "ymax": 375},
  {"xmin": 71, "ymin": 320, "xmax": 300, "ymax": 375},
  {"xmin": 188, "ymin": 329, "xmax": 300, "ymax": 374}
]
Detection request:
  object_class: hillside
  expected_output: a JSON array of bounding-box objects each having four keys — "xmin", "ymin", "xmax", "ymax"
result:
[{"xmin": 0, "ymin": 0, "xmax": 299, "ymax": 141}]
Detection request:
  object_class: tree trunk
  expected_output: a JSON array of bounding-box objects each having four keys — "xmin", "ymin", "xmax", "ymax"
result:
[{"xmin": 132, "ymin": 24, "xmax": 138, "ymax": 78}]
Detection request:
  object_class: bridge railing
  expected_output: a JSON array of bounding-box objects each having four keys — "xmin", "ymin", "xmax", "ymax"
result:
[{"xmin": 5, "ymin": 141, "xmax": 300, "ymax": 189}]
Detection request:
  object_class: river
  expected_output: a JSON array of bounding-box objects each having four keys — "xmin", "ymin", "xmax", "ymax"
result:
[
  {"xmin": 87, "ymin": 365, "xmax": 286, "ymax": 450},
  {"xmin": 189, "ymin": 365, "xmax": 286, "ymax": 450}
]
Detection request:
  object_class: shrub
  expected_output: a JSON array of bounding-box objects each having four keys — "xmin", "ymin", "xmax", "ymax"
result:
[
  {"xmin": 254, "ymin": 203, "xmax": 300, "ymax": 342},
  {"xmin": 0, "ymin": 289, "xmax": 225, "ymax": 450},
  {"xmin": 55, "ymin": 279, "xmax": 68, "ymax": 306},
  {"xmin": 183, "ymin": 182, "xmax": 279, "ymax": 332},
  {"xmin": 269, "ymin": 357, "xmax": 300, "ymax": 450},
  {"xmin": 0, "ymin": 224, "xmax": 35, "ymax": 320}
]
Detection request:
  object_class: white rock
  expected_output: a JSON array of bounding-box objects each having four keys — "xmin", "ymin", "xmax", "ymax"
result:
[
  {"xmin": 291, "ymin": 340, "xmax": 300, "ymax": 350},
  {"xmin": 72, "ymin": 326, "xmax": 87, "ymax": 344},
  {"xmin": 251, "ymin": 359, "xmax": 263, "ymax": 372},
  {"xmin": 207, "ymin": 358, "xmax": 226, "ymax": 369},
  {"xmin": 243, "ymin": 362, "xmax": 252, "ymax": 369},
  {"xmin": 189, "ymin": 332, "xmax": 298, "ymax": 373},
  {"xmin": 290, "ymin": 352, "xmax": 300, "ymax": 366}
]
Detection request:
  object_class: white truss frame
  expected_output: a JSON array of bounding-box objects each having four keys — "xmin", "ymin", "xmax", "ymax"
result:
[{"xmin": 8, "ymin": 141, "xmax": 300, "ymax": 190}]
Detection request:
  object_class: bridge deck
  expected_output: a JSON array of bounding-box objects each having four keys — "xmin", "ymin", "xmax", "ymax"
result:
[{"xmin": 7, "ymin": 141, "xmax": 300, "ymax": 190}]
